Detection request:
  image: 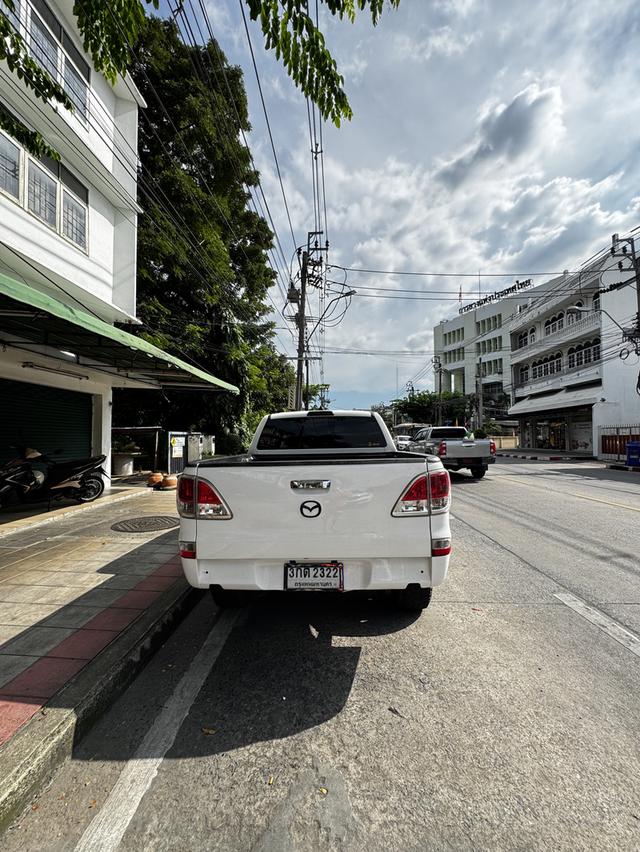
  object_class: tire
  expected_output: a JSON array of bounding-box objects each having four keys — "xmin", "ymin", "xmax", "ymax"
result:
[
  {"xmin": 470, "ymin": 467, "xmax": 486, "ymax": 479},
  {"xmin": 77, "ymin": 474, "xmax": 105, "ymax": 503},
  {"xmin": 210, "ymin": 587, "xmax": 247, "ymax": 609},
  {"xmin": 397, "ymin": 585, "xmax": 432, "ymax": 612}
]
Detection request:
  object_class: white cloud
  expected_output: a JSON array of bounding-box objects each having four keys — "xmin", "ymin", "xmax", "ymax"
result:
[
  {"xmin": 436, "ymin": 83, "xmax": 564, "ymax": 187},
  {"xmin": 208, "ymin": 0, "xmax": 640, "ymax": 404},
  {"xmin": 395, "ymin": 26, "xmax": 474, "ymax": 62}
]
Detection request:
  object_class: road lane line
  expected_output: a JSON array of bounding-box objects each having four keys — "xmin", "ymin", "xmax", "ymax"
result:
[
  {"xmin": 74, "ymin": 607, "xmax": 239, "ymax": 852},
  {"xmin": 498, "ymin": 475, "xmax": 640, "ymax": 514},
  {"xmin": 554, "ymin": 593, "xmax": 640, "ymax": 659}
]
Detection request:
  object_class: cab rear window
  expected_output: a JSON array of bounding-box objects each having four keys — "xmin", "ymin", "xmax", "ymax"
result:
[
  {"xmin": 256, "ymin": 416, "xmax": 387, "ymax": 450},
  {"xmin": 429, "ymin": 428, "xmax": 469, "ymax": 439}
]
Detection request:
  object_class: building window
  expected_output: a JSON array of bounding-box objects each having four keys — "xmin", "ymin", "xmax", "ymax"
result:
[
  {"xmin": 30, "ymin": 11, "xmax": 59, "ymax": 79},
  {"xmin": 520, "ymin": 365, "xmax": 529, "ymax": 383},
  {"xmin": 64, "ymin": 59, "xmax": 88, "ymax": 120},
  {"xmin": 518, "ymin": 331, "xmax": 528, "ymax": 349},
  {"xmin": 1, "ymin": 122, "xmax": 89, "ymax": 250},
  {"xmin": 62, "ymin": 190, "xmax": 86, "ymax": 247},
  {"xmin": 0, "ymin": 134, "xmax": 20, "ymax": 199},
  {"xmin": 593, "ymin": 293, "xmax": 600, "ymax": 312},
  {"xmin": 20, "ymin": 0, "xmax": 90, "ymax": 125},
  {"xmin": 3, "ymin": 0, "xmax": 20, "ymax": 29},
  {"xmin": 28, "ymin": 159, "xmax": 57, "ymax": 226},
  {"xmin": 529, "ymin": 327, "xmax": 536, "ymax": 343}
]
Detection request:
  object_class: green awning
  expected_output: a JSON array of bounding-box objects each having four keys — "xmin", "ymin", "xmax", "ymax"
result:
[{"xmin": 0, "ymin": 272, "xmax": 239, "ymax": 393}]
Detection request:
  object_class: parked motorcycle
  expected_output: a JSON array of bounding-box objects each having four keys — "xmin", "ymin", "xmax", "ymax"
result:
[{"xmin": 0, "ymin": 446, "xmax": 107, "ymax": 509}]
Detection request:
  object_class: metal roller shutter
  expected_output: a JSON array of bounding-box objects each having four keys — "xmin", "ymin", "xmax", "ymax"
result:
[{"xmin": 0, "ymin": 379, "xmax": 92, "ymax": 464}]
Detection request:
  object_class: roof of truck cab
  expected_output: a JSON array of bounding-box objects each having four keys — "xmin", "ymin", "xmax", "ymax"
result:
[{"xmin": 268, "ymin": 410, "xmax": 374, "ymax": 419}]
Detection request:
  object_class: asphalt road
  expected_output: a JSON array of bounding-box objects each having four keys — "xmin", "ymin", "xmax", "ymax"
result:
[{"xmin": 4, "ymin": 459, "xmax": 640, "ymax": 851}]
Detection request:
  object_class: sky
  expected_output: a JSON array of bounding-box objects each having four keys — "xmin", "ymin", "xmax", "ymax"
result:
[{"xmin": 164, "ymin": 0, "xmax": 640, "ymax": 408}]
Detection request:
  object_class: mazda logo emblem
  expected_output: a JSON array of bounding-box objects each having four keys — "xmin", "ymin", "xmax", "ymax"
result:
[{"xmin": 300, "ymin": 500, "xmax": 322, "ymax": 518}]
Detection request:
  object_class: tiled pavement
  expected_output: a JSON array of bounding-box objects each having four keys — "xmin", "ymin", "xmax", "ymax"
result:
[{"xmin": 0, "ymin": 491, "xmax": 183, "ymax": 746}]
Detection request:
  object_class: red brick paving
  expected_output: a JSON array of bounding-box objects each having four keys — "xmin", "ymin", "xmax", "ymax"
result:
[
  {"xmin": 82, "ymin": 607, "xmax": 140, "ymax": 632},
  {"xmin": 0, "ymin": 657, "xmax": 87, "ymax": 699},
  {"xmin": 0, "ymin": 697, "xmax": 43, "ymax": 743},
  {"xmin": 46, "ymin": 629, "xmax": 118, "ymax": 660},
  {"xmin": 113, "ymin": 589, "xmax": 162, "ymax": 610},
  {"xmin": 0, "ymin": 553, "xmax": 181, "ymax": 746},
  {"xmin": 134, "ymin": 575, "xmax": 177, "ymax": 592}
]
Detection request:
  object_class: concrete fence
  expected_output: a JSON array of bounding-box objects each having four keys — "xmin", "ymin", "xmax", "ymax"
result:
[{"xmin": 489, "ymin": 435, "xmax": 519, "ymax": 449}]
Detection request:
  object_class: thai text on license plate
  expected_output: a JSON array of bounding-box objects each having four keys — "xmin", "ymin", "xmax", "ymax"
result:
[{"xmin": 284, "ymin": 561, "xmax": 344, "ymax": 591}]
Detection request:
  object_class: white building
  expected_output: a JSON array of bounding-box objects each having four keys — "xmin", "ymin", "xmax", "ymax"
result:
[
  {"xmin": 0, "ymin": 0, "xmax": 236, "ymax": 476},
  {"xmin": 433, "ymin": 278, "xmax": 541, "ymax": 421},
  {"xmin": 508, "ymin": 257, "xmax": 640, "ymax": 457}
]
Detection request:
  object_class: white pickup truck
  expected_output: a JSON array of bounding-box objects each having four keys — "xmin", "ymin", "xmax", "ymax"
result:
[
  {"xmin": 408, "ymin": 426, "xmax": 496, "ymax": 479},
  {"xmin": 177, "ymin": 410, "xmax": 451, "ymax": 612}
]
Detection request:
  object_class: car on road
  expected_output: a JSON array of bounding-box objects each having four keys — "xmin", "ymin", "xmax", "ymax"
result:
[
  {"xmin": 177, "ymin": 410, "xmax": 451, "ymax": 612},
  {"xmin": 408, "ymin": 425, "xmax": 496, "ymax": 479}
]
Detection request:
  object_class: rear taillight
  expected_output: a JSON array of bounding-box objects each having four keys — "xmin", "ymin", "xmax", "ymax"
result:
[
  {"xmin": 432, "ymin": 538, "xmax": 452, "ymax": 556},
  {"xmin": 392, "ymin": 470, "xmax": 451, "ymax": 516},
  {"xmin": 428, "ymin": 469, "xmax": 450, "ymax": 512},
  {"xmin": 438, "ymin": 441, "xmax": 447, "ymax": 457},
  {"xmin": 490, "ymin": 440, "xmax": 496, "ymax": 455},
  {"xmin": 392, "ymin": 474, "xmax": 428, "ymax": 514},
  {"xmin": 177, "ymin": 476, "xmax": 232, "ymax": 519},
  {"xmin": 197, "ymin": 480, "xmax": 232, "ymax": 519},
  {"xmin": 177, "ymin": 475, "xmax": 195, "ymax": 517},
  {"xmin": 179, "ymin": 540, "xmax": 196, "ymax": 558}
]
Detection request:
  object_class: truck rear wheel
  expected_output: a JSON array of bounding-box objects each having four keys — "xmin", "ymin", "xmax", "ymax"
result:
[
  {"xmin": 470, "ymin": 467, "xmax": 486, "ymax": 479},
  {"xmin": 397, "ymin": 585, "xmax": 432, "ymax": 612}
]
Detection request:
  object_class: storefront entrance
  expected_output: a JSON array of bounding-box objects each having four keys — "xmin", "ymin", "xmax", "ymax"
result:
[{"xmin": 518, "ymin": 406, "xmax": 594, "ymax": 454}]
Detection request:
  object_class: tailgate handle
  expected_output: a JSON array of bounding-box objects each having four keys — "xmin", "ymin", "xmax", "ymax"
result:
[{"xmin": 290, "ymin": 480, "xmax": 331, "ymax": 490}]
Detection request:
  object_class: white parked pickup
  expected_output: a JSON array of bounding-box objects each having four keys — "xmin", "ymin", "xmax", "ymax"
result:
[{"xmin": 177, "ymin": 410, "xmax": 451, "ymax": 612}]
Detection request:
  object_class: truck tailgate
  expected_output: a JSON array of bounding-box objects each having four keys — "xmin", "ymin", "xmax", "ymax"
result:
[{"xmin": 192, "ymin": 459, "xmax": 431, "ymax": 560}]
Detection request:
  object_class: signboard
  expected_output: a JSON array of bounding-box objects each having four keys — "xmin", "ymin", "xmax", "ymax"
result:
[
  {"xmin": 459, "ymin": 279, "xmax": 534, "ymax": 314},
  {"xmin": 171, "ymin": 435, "xmax": 185, "ymax": 458}
]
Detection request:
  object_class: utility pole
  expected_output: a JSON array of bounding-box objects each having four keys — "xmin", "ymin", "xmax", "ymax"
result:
[
  {"xmin": 476, "ymin": 356, "xmax": 484, "ymax": 429},
  {"xmin": 610, "ymin": 233, "xmax": 640, "ymax": 354},
  {"xmin": 431, "ymin": 356, "xmax": 442, "ymax": 425},
  {"xmin": 294, "ymin": 250, "xmax": 308, "ymax": 410}
]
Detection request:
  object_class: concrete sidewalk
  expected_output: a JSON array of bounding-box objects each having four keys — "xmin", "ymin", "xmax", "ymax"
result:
[{"xmin": 0, "ymin": 490, "xmax": 197, "ymax": 828}]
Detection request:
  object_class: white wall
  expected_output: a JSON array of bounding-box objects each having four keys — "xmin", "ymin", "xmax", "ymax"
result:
[{"xmin": 594, "ymin": 285, "xmax": 640, "ymax": 454}]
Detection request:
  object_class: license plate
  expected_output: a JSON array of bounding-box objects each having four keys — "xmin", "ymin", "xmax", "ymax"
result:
[{"xmin": 284, "ymin": 561, "xmax": 344, "ymax": 591}]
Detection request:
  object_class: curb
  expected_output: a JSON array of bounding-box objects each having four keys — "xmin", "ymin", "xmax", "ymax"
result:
[
  {"xmin": 497, "ymin": 453, "xmax": 592, "ymax": 462},
  {"xmin": 0, "ymin": 580, "xmax": 203, "ymax": 832},
  {"xmin": 0, "ymin": 488, "xmax": 150, "ymax": 541},
  {"xmin": 606, "ymin": 464, "xmax": 640, "ymax": 472}
]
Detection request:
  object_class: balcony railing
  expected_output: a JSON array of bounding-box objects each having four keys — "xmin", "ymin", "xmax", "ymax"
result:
[
  {"xmin": 514, "ymin": 360, "xmax": 601, "ymax": 393},
  {"xmin": 510, "ymin": 312, "xmax": 600, "ymax": 364}
]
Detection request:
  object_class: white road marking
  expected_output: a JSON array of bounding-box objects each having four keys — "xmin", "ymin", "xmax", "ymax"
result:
[
  {"xmin": 74, "ymin": 608, "xmax": 239, "ymax": 852},
  {"xmin": 554, "ymin": 592, "xmax": 640, "ymax": 659}
]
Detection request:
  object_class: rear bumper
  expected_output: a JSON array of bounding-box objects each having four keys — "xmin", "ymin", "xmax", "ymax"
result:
[
  {"xmin": 180, "ymin": 555, "xmax": 449, "ymax": 591},
  {"xmin": 443, "ymin": 456, "xmax": 495, "ymax": 467}
]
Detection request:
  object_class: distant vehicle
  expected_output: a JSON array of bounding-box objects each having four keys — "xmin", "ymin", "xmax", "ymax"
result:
[
  {"xmin": 392, "ymin": 422, "xmax": 430, "ymax": 450},
  {"xmin": 177, "ymin": 410, "xmax": 451, "ymax": 612},
  {"xmin": 408, "ymin": 426, "xmax": 496, "ymax": 479}
]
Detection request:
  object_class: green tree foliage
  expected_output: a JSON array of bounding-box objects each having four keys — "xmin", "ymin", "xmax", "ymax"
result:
[
  {"xmin": 303, "ymin": 383, "xmax": 330, "ymax": 409},
  {"xmin": 0, "ymin": 0, "xmax": 400, "ymax": 154},
  {"xmin": 244, "ymin": 0, "xmax": 401, "ymax": 125},
  {"xmin": 392, "ymin": 390, "xmax": 469, "ymax": 425},
  {"xmin": 113, "ymin": 17, "xmax": 293, "ymax": 452}
]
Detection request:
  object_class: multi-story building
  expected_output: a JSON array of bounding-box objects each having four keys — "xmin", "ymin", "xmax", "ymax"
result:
[
  {"xmin": 508, "ymin": 257, "xmax": 640, "ymax": 456},
  {"xmin": 0, "ymin": 0, "xmax": 235, "ymax": 475},
  {"xmin": 433, "ymin": 279, "xmax": 542, "ymax": 421}
]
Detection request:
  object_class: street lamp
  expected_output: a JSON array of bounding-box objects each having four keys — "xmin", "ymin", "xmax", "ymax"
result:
[
  {"xmin": 306, "ymin": 290, "xmax": 356, "ymax": 342},
  {"xmin": 566, "ymin": 305, "xmax": 640, "ymax": 355}
]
